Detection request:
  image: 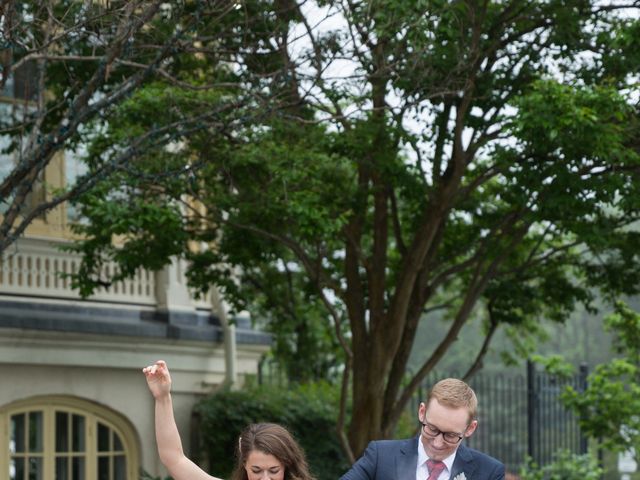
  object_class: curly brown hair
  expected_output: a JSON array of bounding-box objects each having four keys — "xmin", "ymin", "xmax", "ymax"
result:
[{"xmin": 231, "ymin": 423, "xmax": 315, "ymax": 480}]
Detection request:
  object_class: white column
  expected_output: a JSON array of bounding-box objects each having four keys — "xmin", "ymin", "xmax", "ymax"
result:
[
  {"xmin": 154, "ymin": 257, "xmax": 196, "ymax": 314},
  {"xmin": 211, "ymin": 287, "xmax": 237, "ymax": 386}
]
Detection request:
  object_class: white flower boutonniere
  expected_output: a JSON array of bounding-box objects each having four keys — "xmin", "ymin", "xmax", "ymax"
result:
[{"xmin": 452, "ymin": 472, "xmax": 467, "ymax": 480}]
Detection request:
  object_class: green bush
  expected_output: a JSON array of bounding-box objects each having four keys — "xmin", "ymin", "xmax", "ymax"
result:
[
  {"xmin": 519, "ymin": 450, "xmax": 602, "ymax": 480},
  {"xmin": 194, "ymin": 381, "xmax": 350, "ymax": 480},
  {"xmin": 140, "ymin": 471, "xmax": 171, "ymax": 480}
]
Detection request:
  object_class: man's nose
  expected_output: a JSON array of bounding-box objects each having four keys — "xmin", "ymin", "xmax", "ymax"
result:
[{"xmin": 432, "ymin": 432, "xmax": 447, "ymax": 446}]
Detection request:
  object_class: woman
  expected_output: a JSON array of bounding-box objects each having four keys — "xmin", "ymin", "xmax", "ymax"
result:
[{"xmin": 143, "ymin": 360, "xmax": 315, "ymax": 480}]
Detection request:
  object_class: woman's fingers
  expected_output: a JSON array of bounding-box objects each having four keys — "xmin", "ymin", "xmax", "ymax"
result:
[{"xmin": 143, "ymin": 360, "xmax": 167, "ymax": 376}]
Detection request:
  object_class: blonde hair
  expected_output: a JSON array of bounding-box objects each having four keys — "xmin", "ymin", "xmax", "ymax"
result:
[{"xmin": 427, "ymin": 378, "xmax": 478, "ymax": 421}]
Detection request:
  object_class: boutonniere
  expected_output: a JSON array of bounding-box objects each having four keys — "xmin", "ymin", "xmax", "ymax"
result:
[{"xmin": 453, "ymin": 473, "xmax": 467, "ymax": 480}]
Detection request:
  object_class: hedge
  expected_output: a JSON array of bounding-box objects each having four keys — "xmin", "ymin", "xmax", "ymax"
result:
[{"xmin": 194, "ymin": 381, "xmax": 350, "ymax": 480}]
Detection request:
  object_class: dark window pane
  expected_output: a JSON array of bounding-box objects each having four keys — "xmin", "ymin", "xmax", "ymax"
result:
[
  {"xmin": 56, "ymin": 412, "xmax": 69, "ymax": 452},
  {"xmin": 114, "ymin": 455, "xmax": 126, "ymax": 480},
  {"xmin": 97, "ymin": 424, "xmax": 109, "ymax": 452},
  {"xmin": 28, "ymin": 457, "xmax": 42, "ymax": 480},
  {"xmin": 113, "ymin": 432, "xmax": 123, "ymax": 451},
  {"xmin": 1, "ymin": 76, "xmax": 12, "ymax": 98},
  {"xmin": 0, "ymin": 132, "xmax": 14, "ymax": 184},
  {"xmin": 72, "ymin": 457, "xmax": 85, "ymax": 480},
  {"xmin": 13, "ymin": 60, "xmax": 38, "ymax": 101},
  {"xmin": 11, "ymin": 413, "xmax": 25, "ymax": 453},
  {"xmin": 72, "ymin": 415, "xmax": 85, "ymax": 452},
  {"xmin": 0, "ymin": 49, "xmax": 14, "ymax": 98},
  {"xmin": 56, "ymin": 457, "xmax": 68, "ymax": 480},
  {"xmin": 98, "ymin": 457, "xmax": 109, "ymax": 480},
  {"xmin": 11, "ymin": 457, "xmax": 24, "ymax": 480},
  {"xmin": 29, "ymin": 412, "xmax": 43, "ymax": 452}
]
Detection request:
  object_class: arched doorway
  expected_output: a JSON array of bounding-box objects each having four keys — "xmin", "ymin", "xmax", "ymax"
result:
[{"xmin": 0, "ymin": 395, "xmax": 140, "ymax": 480}]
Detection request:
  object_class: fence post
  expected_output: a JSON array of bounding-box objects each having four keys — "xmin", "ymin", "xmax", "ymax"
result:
[
  {"xmin": 527, "ymin": 359, "xmax": 536, "ymax": 462},
  {"xmin": 578, "ymin": 363, "xmax": 589, "ymax": 454},
  {"xmin": 258, "ymin": 355, "xmax": 266, "ymax": 385}
]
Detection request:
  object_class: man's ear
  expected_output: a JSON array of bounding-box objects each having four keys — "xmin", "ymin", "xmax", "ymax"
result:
[
  {"xmin": 464, "ymin": 420, "xmax": 478, "ymax": 438},
  {"xmin": 418, "ymin": 401, "xmax": 427, "ymax": 423}
]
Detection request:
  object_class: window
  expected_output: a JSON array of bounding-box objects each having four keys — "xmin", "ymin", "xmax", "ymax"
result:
[
  {"xmin": 65, "ymin": 155, "xmax": 89, "ymax": 223},
  {"xmin": 1, "ymin": 64, "xmax": 38, "ymax": 101},
  {"xmin": 1, "ymin": 396, "xmax": 139, "ymax": 480},
  {"xmin": 0, "ymin": 50, "xmax": 38, "ymax": 102},
  {"xmin": 0, "ymin": 83, "xmax": 44, "ymax": 218}
]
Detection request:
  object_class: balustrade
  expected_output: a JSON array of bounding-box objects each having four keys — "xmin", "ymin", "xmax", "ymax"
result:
[{"xmin": 0, "ymin": 238, "xmax": 156, "ymax": 305}]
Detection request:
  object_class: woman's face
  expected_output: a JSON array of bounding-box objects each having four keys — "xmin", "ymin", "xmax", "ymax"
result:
[{"xmin": 245, "ymin": 450, "xmax": 286, "ymax": 480}]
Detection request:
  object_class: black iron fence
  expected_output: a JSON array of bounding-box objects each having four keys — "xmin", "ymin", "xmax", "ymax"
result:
[
  {"xmin": 258, "ymin": 359, "xmax": 590, "ymax": 474},
  {"xmin": 415, "ymin": 362, "xmax": 589, "ymax": 474}
]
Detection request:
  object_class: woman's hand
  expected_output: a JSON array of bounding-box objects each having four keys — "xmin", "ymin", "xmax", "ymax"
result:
[{"xmin": 143, "ymin": 360, "xmax": 172, "ymax": 400}]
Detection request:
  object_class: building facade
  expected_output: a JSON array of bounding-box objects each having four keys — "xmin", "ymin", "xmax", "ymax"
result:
[{"xmin": 0, "ymin": 159, "xmax": 271, "ymax": 480}]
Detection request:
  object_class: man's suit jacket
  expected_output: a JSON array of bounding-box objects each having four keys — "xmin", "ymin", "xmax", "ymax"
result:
[{"xmin": 340, "ymin": 437, "xmax": 505, "ymax": 480}]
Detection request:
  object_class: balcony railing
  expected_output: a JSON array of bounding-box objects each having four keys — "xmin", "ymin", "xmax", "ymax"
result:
[{"xmin": 0, "ymin": 237, "xmax": 157, "ymax": 305}]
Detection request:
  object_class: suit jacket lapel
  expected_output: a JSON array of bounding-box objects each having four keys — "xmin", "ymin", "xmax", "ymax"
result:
[
  {"xmin": 396, "ymin": 437, "xmax": 419, "ymax": 480},
  {"xmin": 450, "ymin": 444, "xmax": 476, "ymax": 480}
]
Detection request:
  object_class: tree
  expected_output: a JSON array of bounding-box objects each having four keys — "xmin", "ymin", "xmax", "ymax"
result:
[
  {"xmin": 0, "ymin": 0, "xmax": 260, "ymax": 254},
  {"xmin": 562, "ymin": 301, "xmax": 640, "ymax": 462},
  {"xmin": 65, "ymin": 0, "xmax": 640, "ymax": 461}
]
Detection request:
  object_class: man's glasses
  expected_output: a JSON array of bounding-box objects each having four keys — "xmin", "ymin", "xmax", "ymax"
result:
[{"xmin": 420, "ymin": 419, "xmax": 465, "ymax": 445}]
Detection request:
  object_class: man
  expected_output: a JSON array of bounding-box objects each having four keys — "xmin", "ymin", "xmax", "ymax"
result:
[{"xmin": 340, "ymin": 378, "xmax": 505, "ymax": 480}]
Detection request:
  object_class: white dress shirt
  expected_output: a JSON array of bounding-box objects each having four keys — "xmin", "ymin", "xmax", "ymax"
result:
[{"xmin": 416, "ymin": 437, "xmax": 457, "ymax": 480}]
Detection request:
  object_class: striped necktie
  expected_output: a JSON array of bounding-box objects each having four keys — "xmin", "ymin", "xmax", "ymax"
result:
[{"xmin": 426, "ymin": 459, "xmax": 446, "ymax": 480}]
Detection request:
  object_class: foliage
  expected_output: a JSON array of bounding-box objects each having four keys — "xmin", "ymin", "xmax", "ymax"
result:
[
  {"xmin": 519, "ymin": 450, "xmax": 602, "ymax": 480},
  {"xmin": 530, "ymin": 355, "xmax": 576, "ymax": 379},
  {"xmin": 0, "ymin": 0, "xmax": 256, "ymax": 253},
  {"xmin": 140, "ymin": 471, "xmax": 171, "ymax": 480},
  {"xmin": 195, "ymin": 382, "xmax": 350, "ymax": 480},
  {"xmin": 562, "ymin": 302, "xmax": 640, "ymax": 462},
  {"xmin": 62, "ymin": 0, "xmax": 640, "ymax": 459}
]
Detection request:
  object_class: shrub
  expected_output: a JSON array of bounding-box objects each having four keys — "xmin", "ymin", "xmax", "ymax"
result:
[
  {"xmin": 518, "ymin": 450, "xmax": 602, "ymax": 480},
  {"xmin": 194, "ymin": 381, "xmax": 349, "ymax": 480},
  {"xmin": 140, "ymin": 471, "xmax": 171, "ymax": 480}
]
